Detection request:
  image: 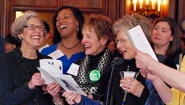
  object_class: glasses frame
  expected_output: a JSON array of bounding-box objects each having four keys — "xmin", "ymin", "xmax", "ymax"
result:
[{"xmin": 23, "ymin": 24, "xmax": 45, "ymax": 31}]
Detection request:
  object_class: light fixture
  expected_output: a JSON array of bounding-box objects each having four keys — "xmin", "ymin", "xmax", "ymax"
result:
[
  {"xmin": 131, "ymin": 0, "xmax": 167, "ymax": 21},
  {"xmin": 15, "ymin": 11, "xmax": 24, "ymax": 19}
]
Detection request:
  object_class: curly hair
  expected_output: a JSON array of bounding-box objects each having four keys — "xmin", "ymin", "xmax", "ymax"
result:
[
  {"xmin": 82, "ymin": 14, "xmax": 114, "ymax": 46},
  {"xmin": 113, "ymin": 13, "xmax": 152, "ymax": 43},
  {"xmin": 11, "ymin": 10, "xmax": 43, "ymax": 39},
  {"xmin": 52, "ymin": 6, "xmax": 85, "ymax": 44}
]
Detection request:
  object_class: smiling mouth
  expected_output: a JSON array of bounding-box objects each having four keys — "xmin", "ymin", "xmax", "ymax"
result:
[{"xmin": 60, "ymin": 25, "xmax": 67, "ymax": 29}]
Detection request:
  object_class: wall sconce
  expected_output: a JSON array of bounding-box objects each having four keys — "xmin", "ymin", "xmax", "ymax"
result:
[{"xmin": 131, "ymin": 0, "xmax": 167, "ymax": 21}]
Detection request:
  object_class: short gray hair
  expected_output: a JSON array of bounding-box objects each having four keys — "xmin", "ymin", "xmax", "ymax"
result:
[
  {"xmin": 113, "ymin": 13, "xmax": 151, "ymax": 43},
  {"xmin": 11, "ymin": 10, "xmax": 43, "ymax": 39}
]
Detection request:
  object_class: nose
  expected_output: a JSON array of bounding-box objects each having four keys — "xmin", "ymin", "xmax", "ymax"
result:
[
  {"xmin": 34, "ymin": 27, "xmax": 41, "ymax": 33},
  {"xmin": 116, "ymin": 41, "xmax": 121, "ymax": 49},
  {"xmin": 155, "ymin": 29, "xmax": 160, "ymax": 35},
  {"xmin": 81, "ymin": 37, "xmax": 86, "ymax": 45}
]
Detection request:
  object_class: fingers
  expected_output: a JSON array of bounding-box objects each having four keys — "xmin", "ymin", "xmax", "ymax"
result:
[
  {"xmin": 120, "ymin": 77, "xmax": 140, "ymax": 93},
  {"xmin": 62, "ymin": 92, "xmax": 76, "ymax": 104},
  {"xmin": 46, "ymin": 82, "xmax": 61, "ymax": 97},
  {"xmin": 28, "ymin": 73, "xmax": 45, "ymax": 89}
]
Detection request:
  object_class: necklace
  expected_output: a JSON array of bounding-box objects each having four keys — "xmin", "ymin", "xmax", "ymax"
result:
[{"xmin": 61, "ymin": 41, "xmax": 81, "ymax": 50}]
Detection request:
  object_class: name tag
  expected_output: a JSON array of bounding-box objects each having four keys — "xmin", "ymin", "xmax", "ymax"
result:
[
  {"xmin": 48, "ymin": 50, "xmax": 64, "ymax": 59},
  {"xmin": 67, "ymin": 63, "xmax": 80, "ymax": 76}
]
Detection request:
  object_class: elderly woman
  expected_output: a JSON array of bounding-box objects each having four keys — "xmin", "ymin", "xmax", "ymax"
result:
[
  {"xmin": 107, "ymin": 13, "xmax": 176, "ymax": 105},
  {"xmin": 60, "ymin": 14, "xmax": 176, "ymax": 105},
  {"xmin": 46, "ymin": 14, "xmax": 119, "ymax": 105},
  {"xmin": 0, "ymin": 11, "xmax": 53, "ymax": 105}
]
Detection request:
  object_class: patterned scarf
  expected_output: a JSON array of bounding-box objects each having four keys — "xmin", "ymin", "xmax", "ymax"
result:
[{"xmin": 75, "ymin": 48, "xmax": 114, "ymax": 94}]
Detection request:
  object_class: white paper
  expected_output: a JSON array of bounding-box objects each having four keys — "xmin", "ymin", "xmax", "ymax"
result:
[
  {"xmin": 48, "ymin": 50, "xmax": 65, "ymax": 59},
  {"xmin": 67, "ymin": 63, "xmax": 80, "ymax": 76},
  {"xmin": 52, "ymin": 74, "xmax": 85, "ymax": 95},
  {"xmin": 126, "ymin": 25, "xmax": 158, "ymax": 61},
  {"xmin": 39, "ymin": 59, "xmax": 63, "ymax": 75},
  {"xmin": 37, "ymin": 67, "xmax": 56, "ymax": 84}
]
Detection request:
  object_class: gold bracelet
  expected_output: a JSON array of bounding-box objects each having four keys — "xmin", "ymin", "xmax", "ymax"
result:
[{"xmin": 52, "ymin": 98, "xmax": 63, "ymax": 105}]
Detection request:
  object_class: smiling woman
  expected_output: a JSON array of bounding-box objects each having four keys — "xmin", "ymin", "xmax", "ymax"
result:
[
  {"xmin": 41, "ymin": 6, "xmax": 86, "ymax": 74},
  {"xmin": 0, "ymin": 10, "xmax": 53, "ymax": 105}
]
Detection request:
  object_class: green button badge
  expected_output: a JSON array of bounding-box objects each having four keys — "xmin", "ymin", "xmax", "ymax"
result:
[{"xmin": 89, "ymin": 70, "xmax": 101, "ymax": 82}]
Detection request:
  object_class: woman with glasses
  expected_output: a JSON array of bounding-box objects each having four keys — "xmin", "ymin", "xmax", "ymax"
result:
[
  {"xmin": 60, "ymin": 13, "xmax": 176, "ymax": 105},
  {"xmin": 0, "ymin": 10, "xmax": 54, "ymax": 105}
]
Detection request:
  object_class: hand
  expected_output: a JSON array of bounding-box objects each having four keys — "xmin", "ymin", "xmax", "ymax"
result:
[
  {"xmin": 28, "ymin": 73, "xmax": 45, "ymax": 89},
  {"xmin": 134, "ymin": 48, "xmax": 154, "ymax": 71},
  {"xmin": 83, "ymin": 91, "xmax": 93, "ymax": 99},
  {"xmin": 62, "ymin": 91, "xmax": 82, "ymax": 104},
  {"xmin": 120, "ymin": 76, "xmax": 144, "ymax": 97},
  {"xmin": 46, "ymin": 82, "xmax": 61, "ymax": 97},
  {"xmin": 140, "ymin": 69, "xmax": 148, "ymax": 78}
]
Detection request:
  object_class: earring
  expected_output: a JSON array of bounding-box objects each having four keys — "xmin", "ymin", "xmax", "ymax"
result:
[
  {"xmin": 77, "ymin": 27, "xmax": 79, "ymax": 32},
  {"xmin": 19, "ymin": 37, "xmax": 22, "ymax": 40}
]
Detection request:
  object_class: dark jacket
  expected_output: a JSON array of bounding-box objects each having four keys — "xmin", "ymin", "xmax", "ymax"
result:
[
  {"xmin": 0, "ymin": 47, "xmax": 53, "ymax": 105},
  {"xmin": 105, "ymin": 58, "xmax": 149, "ymax": 105},
  {"xmin": 0, "ymin": 36, "xmax": 5, "ymax": 54}
]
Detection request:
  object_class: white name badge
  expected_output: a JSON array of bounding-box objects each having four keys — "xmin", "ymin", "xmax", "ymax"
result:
[
  {"xmin": 67, "ymin": 63, "xmax": 80, "ymax": 76},
  {"xmin": 48, "ymin": 50, "xmax": 64, "ymax": 60}
]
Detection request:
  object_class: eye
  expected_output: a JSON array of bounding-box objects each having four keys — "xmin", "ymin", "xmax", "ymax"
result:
[
  {"xmin": 154, "ymin": 27, "xmax": 158, "ymax": 30},
  {"xmin": 162, "ymin": 30, "xmax": 167, "ymax": 33},
  {"xmin": 56, "ymin": 18, "xmax": 60, "ymax": 21},
  {"xmin": 29, "ymin": 25, "xmax": 36, "ymax": 30}
]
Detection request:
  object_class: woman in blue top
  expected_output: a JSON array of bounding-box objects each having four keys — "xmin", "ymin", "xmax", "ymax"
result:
[{"xmin": 41, "ymin": 6, "xmax": 85, "ymax": 74}]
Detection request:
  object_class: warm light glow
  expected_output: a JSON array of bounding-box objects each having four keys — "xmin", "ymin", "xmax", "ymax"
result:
[
  {"xmin": 163, "ymin": 0, "xmax": 167, "ymax": 5},
  {"xmin": 16, "ymin": 11, "xmax": 24, "ymax": 19},
  {"xmin": 151, "ymin": 0, "xmax": 156, "ymax": 9},
  {"xmin": 140, "ymin": 0, "xmax": 143, "ymax": 9},
  {"xmin": 146, "ymin": 0, "xmax": 149, "ymax": 5},
  {"xmin": 158, "ymin": 0, "xmax": 161, "ymax": 12},
  {"xmin": 133, "ymin": 0, "xmax": 137, "ymax": 11}
]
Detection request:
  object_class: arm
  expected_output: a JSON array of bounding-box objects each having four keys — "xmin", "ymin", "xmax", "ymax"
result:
[
  {"xmin": 148, "ymin": 73, "xmax": 173, "ymax": 103},
  {"xmin": 62, "ymin": 91, "xmax": 102, "ymax": 105},
  {"xmin": 135, "ymin": 49, "xmax": 185, "ymax": 92},
  {"xmin": 0, "ymin": 57, "xmax": 36, "ymax": 104}
]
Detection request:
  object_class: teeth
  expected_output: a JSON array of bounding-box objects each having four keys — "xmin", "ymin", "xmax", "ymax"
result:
[
  {"xmin": 32, "ymin": 36, "xmax": 40, "ymax": 38},
  {"xmin": 60, "ymin": 25, "xmax": 67, "ymax": 29}
]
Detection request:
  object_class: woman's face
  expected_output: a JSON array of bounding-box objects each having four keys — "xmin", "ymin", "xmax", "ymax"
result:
[
  {"xmin": 82, "ymin": 26, "xmax": 107, "ymax": 56},
  {"xmin": 4, "ymin": 42, "xmax": 16, "ymax": 53},
  {"xmin": 56, "ymin": 9, "xmax": 78, "ymax": 38},
  {"xmin": 151, "ymin": 21, "xmax": 174, "ymax": 47},
  {"xmin": 116, "ymin": 27, "xmax": 135, "ymax": 60},
  {"xmin": 20, "ymin": 17, "xmax": 44, "ymax": 49}
]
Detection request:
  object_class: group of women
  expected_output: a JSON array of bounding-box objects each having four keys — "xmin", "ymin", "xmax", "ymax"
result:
[{"xmin": 0, "ymin": 5, "xmax": 184, "ymax": 105}]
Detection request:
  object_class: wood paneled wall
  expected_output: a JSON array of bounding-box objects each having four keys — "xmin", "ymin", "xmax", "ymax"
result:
[{"xmin": 0, "ymin": 0, "xmax": 184, "ymax": 37}]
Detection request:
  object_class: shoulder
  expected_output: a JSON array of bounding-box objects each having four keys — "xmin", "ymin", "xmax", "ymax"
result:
[
  {"xmin": 41, "ymin": 43, "xmax": 58, "ymax": 55},
  {"xmin": 156, "ymin": 54, "xmax": 177, "ymax": 69}
]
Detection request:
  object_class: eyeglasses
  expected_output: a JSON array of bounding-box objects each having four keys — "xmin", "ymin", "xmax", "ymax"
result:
[
  {"xmin": 24, "ymin": 24, "xmax": 45, "ymax": 31},
  {"xmin": 115, "ymin": 39, "xmax": 129, "ymax": 44}
]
